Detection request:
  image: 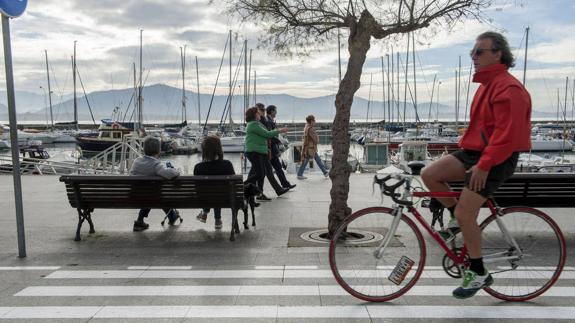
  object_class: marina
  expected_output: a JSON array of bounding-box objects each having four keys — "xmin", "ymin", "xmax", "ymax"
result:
[{"xmin": 1, "ymin": 1, "xmax": 575, "ymax": 321}]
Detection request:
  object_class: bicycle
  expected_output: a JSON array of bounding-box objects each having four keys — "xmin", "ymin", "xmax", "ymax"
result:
[{"xmin": 329, "ymin": 173, "xmax": 567, "ymax": 302}]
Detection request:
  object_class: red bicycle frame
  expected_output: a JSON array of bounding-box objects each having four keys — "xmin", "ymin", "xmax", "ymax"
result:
[{"xmin": 408, "ymin": 191, "xmax": 499, "ymax": 267}]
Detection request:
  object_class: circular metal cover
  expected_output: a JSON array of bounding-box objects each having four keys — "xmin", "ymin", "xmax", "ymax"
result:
[{"xmin": 299, "ymin": 229, "xmax": 383, "ymax": 245}]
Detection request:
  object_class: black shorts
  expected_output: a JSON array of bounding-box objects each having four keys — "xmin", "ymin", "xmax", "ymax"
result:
[{"xmin": 450, "ymin": 149, "xmax": 519, "ymax": 197}]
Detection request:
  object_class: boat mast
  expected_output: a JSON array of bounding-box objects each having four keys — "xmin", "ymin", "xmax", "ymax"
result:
[
  {"xmin": 44, "ymin": 50, "xmax": 54, "ymax": 130},
  {"xmin": 386, "ymin": 53, "xmax": 391, "ymax": 125},
  {"xmin": 254, "ymin": 70, "xmax": 257, "ymax": 104},
  {"xmin": 180, "ymin": 45, "xmax": 187, "ymax": 123},
  {"xmin": 247, "ymin": 49, "xmax": 252, "ymax": 109},
  {"xmin": 428, "ymin": 74, "xmax": 437, "ymax": 123},
  {"xmin": 138, "ymin": 29, "xmax": 143, "ymax": 134},
  {"xmin": 402, "ymin": 33, "xmax": 409, "ymax": 129},
  {"xmin": 380, "ymin": 56, "xmax": 385, "ymax": 123},
  {"xmin": 133, "ymin": 62, "xmax": 137, "ymax": 127},
  {"xmin": 366, "ymin": 73, "xmax": 372, "ymax": 123},
  {"xmin": 228, "ymin": 30, "xmax": 233, "ymax": 125},
  {"xmin": 195, "ymin": 56, "xmax": 201, "ymax": 126},
  {"xmin": 244, "ymin": 39, "xmax": 248, "ymax": 120},
  {"xmin": 412, "ymin": 32, "xmax": 417, "ymax": 125},
  {"xmin": 73, "ymin": 40, "xmax": 78, "ymax": 130},
  {"xmin": 523, "ymin": 27, "xmax": 529, "ymax": 86}
]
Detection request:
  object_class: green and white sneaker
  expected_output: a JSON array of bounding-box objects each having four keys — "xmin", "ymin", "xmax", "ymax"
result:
[
  {"xmin": 452, "ymin": 269, "xmax": 493, "ymax": 299},
  {"xmin": 438, "ymin": 218, "xmax": 460, "ymax": 241}
]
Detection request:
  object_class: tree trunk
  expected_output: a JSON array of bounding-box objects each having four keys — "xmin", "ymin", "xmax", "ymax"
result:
[{"xmin": 328, "ymin": 10, "xmax": 373, "ymax": 236}]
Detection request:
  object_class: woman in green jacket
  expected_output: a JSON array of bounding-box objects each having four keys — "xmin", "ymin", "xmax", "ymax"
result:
[{"xmin": 244, "ymin": 107, "xmax": 289, "ymax": 195}]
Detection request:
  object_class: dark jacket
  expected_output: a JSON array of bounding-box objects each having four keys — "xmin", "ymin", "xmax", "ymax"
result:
[
  {"xmin": 193, "ymin": 159, "xmax": 235, "ymax": 176},
  {"xmin": 265, "ymin": 115, "xmax": 282, "ymax": 157}
]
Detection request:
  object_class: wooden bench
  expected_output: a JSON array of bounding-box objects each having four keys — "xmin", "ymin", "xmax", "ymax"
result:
[
  {"xmin": 449, "ymin": 172, "xmax": 575, "ymax": 207},
  {"xmin": 60, "ymin": 175, "xmax": 245, "ymax": 241}
]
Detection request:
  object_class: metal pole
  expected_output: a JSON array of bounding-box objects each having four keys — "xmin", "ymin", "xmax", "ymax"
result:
[
  {"xmin": 2, "ymin": 15, "xmax": 26, "ymax": 257},
  {"xmin": 181, "ymin": 45, "xmax": 186, "ymax": 123},
  {"xmin": 195, "ymin": 56, "xmax": 201, "ymax": 126},
  {"xmin": 228, "ymin": 30, "xmax": 233, "ymax": 125},
  {"xmin": 386, "ymin": 53, "xmax": 391, "ymax": 125},
  {"xmin": 403, "ymin": 33, "xmax": 409, "ymax": 129},
  {"xmin": 139, "ymin": 29, "xmax": 143, "ymax": 132},
  {"xmin": 381, "ymin": 56, "xmax": 385, "ymax": 123},
  {"xmin": 254, "ymin": 70, "xmax": 257, "ymax": 104},
  {"xmin": 73, "ymin": 40, "xmax": 78, "ymax": 130},
  {"xmin": 244, "ymin": 39, "xmax": 247, "ymax": 118},
  {"xmin": 396, "ymin": 52, "xmax": 400, "ymax": 125},
  {"xmin": 522, "ymin": 27, "xmax": 529, "ymax": 86},
  {"xmin": 412, "ymin": 32, "xmax": 417, "ymax": 124},
  {"xmin": 44, "ymin": 50, "xmax": 53, "ymax": 130},
  {"xmin": 437, "ymin": 81, "xmax": 441, "ymax": 121}
]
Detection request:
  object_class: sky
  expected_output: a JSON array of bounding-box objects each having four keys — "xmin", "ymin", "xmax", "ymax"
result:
[{"xmin": 1, "ymin": 0, "xmax": 575, "ymax": 115}]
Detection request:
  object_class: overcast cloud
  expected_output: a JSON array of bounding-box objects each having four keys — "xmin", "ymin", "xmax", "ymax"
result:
[{"xmin": 0, "ymin": 0, "xmax": 574, "ymax": 113}]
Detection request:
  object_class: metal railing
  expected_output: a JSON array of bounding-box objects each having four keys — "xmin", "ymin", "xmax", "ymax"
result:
[{"xmin": 0, "ymin": 136, "xmax": 143, "ymax": 175}]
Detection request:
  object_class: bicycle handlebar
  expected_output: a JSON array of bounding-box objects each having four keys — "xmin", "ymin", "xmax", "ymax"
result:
[{"xmin": 373, "ymin": 174, "xmax": 413, "ymax": 206}]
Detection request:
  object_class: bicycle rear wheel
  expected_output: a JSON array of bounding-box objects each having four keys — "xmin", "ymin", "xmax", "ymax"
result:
[
  {"xmin": 329, "ymin": 207, "xmax": 426, "ymax": 302},
  {"xmin": 480, "ymin": 207, "xmax": 566, "ymax": 301}
]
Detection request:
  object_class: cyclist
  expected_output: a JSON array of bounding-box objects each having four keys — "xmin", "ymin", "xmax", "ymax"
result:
[{"xmin": 421, "ymin": 31, "xmax": 532, "ymax": 299}]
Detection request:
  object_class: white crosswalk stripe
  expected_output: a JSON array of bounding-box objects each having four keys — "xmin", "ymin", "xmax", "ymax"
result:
[
  {"xmin": 45, "ymin": 268, "xmax": 575, "ymax": 279},
  {"xmin": 3, "ymin": 266, "xmax": 574, "ymax": 320},
  {"xmin": 1, "ymin": 305, "xmax": 575, "ymax": 319},
  {"xmin": 15, "ymin": 285, "xmax": 575, "ymax": 297}
]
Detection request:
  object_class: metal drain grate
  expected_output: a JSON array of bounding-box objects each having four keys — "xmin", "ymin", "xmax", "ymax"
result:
[{"xmin": 299, "ymin": 229, "xmax": 384, "ymax": 245}]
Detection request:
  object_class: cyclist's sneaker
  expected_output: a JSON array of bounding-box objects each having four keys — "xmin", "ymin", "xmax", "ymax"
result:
[
  {"xmin": 447, "ymin": 217, "xmax": 459, "ymax": 230},
  {"xmin": 452, "ymin": 269, "xmax": 493, "ymax": 299},
  {"xmin": 438, "ymin": 218, "xmax": 460, "ymax": 241}
]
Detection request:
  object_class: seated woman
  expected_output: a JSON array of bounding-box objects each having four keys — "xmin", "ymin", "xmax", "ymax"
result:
[
  {"xmin": 194, "ymin": 135, "xmax": 235, "ymax": 229},
  {"xmin": 130, "ymin": 136, "xmax": 181, "ymax": 231}
]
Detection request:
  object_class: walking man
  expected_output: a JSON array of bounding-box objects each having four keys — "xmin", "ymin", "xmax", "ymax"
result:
[
  {"xmin": 421, "ymin": 31, "xmax": 531, "ymax": 299},
  {"xmin": 265, "ymin": 104, "xmax": 296, "ymax": 190},
  {"xmin": 253, "ymin": 103, "xmax": 290, "ymax": 200}
]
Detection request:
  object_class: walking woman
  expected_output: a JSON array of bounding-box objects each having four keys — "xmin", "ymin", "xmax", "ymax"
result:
[
  {"xmin": 244, "ymin": 107, "xmax": 290, "ymax": 196},
  {"xmin": 297, "ymin": 114, "xmax": 329, "ymax": 179}
]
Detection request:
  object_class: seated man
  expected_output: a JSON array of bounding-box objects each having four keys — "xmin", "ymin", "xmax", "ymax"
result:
[{"xmin": 130, "ymin": 136, "xmax": 181, "ymax": 231}]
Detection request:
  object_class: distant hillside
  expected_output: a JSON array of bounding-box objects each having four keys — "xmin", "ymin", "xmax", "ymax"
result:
[{"xmin": 0, "ymin": 83, "xmax": 559, "ymax": 123}]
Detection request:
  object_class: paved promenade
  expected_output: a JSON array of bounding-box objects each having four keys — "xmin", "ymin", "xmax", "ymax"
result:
[{"xmin": 0, "ymin": 174, "xmax": 573, "ymax": 322}]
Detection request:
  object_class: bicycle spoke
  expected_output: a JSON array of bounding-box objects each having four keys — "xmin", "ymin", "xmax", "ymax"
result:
[
  {"xmin": 329, "ymin": 207, "xmax": 425, "ymax": 302},
  {"xmin": 480, "ymin": 207, "xmax": 566, "ymax": 301}
]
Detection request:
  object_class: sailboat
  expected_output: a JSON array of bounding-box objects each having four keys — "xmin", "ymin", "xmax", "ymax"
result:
[
  {"xmin": 75, "ymin": 33, "xmax": 144, "ymax": 153},
  {"xmin": 197, "ymin": 30, "xmax": 246, "ymax": 153}
]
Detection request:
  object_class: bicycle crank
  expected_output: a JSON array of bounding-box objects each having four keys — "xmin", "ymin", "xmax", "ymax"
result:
[{"xmin": 442, "ymin": 248, "xmax": 468, "ymax": 278}]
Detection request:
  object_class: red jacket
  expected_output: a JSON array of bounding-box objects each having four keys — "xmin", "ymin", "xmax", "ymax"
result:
[{"xmin": 459, "ymin": 64, "xmax": 531, "ymax": 171}]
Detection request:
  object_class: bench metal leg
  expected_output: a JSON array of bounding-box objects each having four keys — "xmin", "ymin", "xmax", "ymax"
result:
[
  {"xmin": 75, "ymin": 208, "xmax": 95, "ymax": 241},
  {"xmin": 230, "ymin": 208, "xmax": 239, "ymax": 241},
  {"xmin": 86, "ymin": 208, "xmax": 95, "ymax": 234}
]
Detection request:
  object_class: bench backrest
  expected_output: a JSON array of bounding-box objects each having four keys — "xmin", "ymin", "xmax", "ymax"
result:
[
  {"xmin": 449, "ymin": 172, "xmax": 575, "ymax": 207},
  {"xmin": 60, "ymin": 175, "xmax": 244, "ymax": 210}
]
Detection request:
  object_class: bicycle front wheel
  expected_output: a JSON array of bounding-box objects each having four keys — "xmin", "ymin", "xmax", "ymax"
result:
[
  {"xmin": 329, "ymin": 207, "xmax": 426, "ymax": 302},
  {"xmin": 480, "ymin": 207, "xmax": 567, "ymax": 301}
]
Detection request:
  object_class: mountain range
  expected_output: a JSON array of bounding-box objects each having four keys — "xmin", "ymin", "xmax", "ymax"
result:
[{"xmin": 0, "ymin": 84, "xmax": 560, "ymax": 124}]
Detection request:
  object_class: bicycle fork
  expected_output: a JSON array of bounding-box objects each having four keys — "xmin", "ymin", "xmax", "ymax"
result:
[{"xmin": 373, "ymin": 205, "xmax": 404, "ymax": 259}]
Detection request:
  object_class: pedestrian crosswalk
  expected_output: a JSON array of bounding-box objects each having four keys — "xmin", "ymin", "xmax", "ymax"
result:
[{"xmin": 1, "ymin": 265, "xmax": 574, "ymax": 320}]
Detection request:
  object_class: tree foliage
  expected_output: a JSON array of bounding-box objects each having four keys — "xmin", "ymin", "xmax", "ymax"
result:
[
  {"xmin": 223, "ymin": 0, "xmax": 492, "ymax": 57},
  {"xmin": 220, "ymin": 0, "xmax": 495, "ymax": 234}
]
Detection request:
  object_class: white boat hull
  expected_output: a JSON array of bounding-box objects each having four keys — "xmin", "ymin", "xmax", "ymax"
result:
[{"xmin": 530, "ymin": 139, "xmax": 573, "ymax": 151}]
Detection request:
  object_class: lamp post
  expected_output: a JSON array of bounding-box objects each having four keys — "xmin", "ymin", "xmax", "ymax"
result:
[{"xmin": 1, "ymin": 0, "xmax": 29, "ymax": 258}]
